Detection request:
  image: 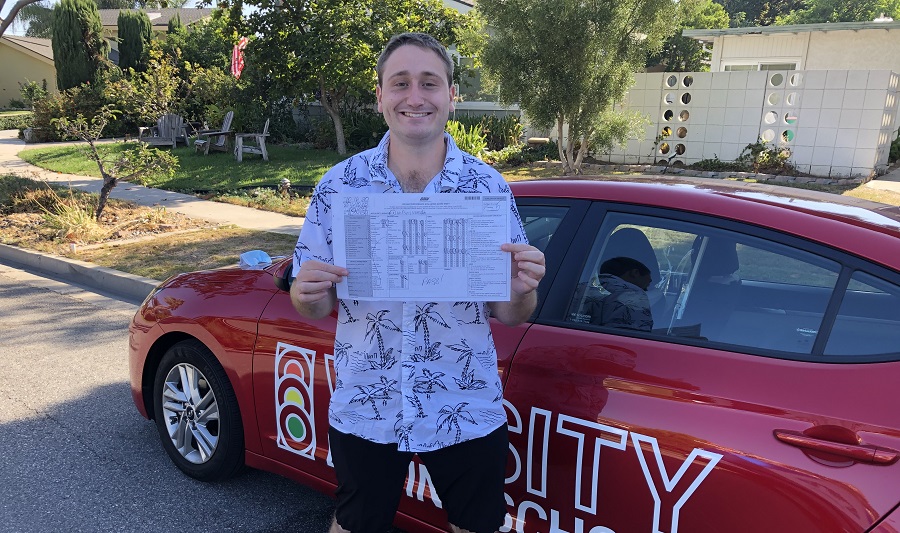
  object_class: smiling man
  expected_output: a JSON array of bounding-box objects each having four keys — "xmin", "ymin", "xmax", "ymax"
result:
[{"xmin": 290, "ymin": 32, "xmax": 546, "ymax": 533}]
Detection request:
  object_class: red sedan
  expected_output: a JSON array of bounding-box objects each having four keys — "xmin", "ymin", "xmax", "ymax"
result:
[{"xmin": 129, "ymin": 176, "xmax": 900, "ymax": 533}]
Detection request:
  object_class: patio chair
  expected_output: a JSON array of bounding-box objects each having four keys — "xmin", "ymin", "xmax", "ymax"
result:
[
  {"xmin": 194, "ymin": 111, "xmax": 234, "ymax": 155},
  {"xmin": 234, "ymin": 118, "xmax": 270, "ymax": 162},
  {"xmin": 137, "ymin": 114, "xmax": 185, "ymax": 149}
]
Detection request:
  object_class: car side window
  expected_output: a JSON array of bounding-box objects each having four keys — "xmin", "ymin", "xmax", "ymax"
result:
[
  {"xmin": 518, "ymin": 205, "xmax": 568, "ymax": 254},
  {"xmin": 825, "ymin": 271, "xmax": 900, "ymax": 356},
  {"xmin": 565, "ymin": 213, "xmax": 843, "ymax": 355}
]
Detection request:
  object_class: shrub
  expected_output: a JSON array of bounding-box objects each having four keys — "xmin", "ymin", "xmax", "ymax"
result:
[
  {"xmin": 482, "ymin": 145, "xmax": 527, "ymax": 167},
  {"xmin": 737, "ymin": 139, "xmax": 793, "ymax": 174},
  {"xmin": 19, "ymin": 79, "xmax": 48, "ymax": 109},
  {"xmin": 446, "ymin": 119, "xmax": 488, "ymax": 156},
  {"xmin": 0, "ymin": 113, "xmax": 32, "ymax": 131},
  {"xmin": 7, "ymin": 99, "xmax": 28, "ymax": 109},
  {"xmin": 453, "ymin": 113, "xmax": 523, "ymax": 150},
  {"xmin": 890, "ymin": 130, "xmax": 900, "ymax": 163}
]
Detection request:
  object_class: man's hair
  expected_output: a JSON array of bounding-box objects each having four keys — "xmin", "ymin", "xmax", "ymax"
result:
[
  {"xmin": 599, "ymin": 256, "xmax": 651, "ymax": 278},
  {"xmin": 376, "ymin": 32, "xmax": 454, "ymax": 87}
]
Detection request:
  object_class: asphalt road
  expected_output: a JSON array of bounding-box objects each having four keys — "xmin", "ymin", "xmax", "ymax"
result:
[{"xmin": 0, "ymin": 264, "xmax": 337, "ymax": 533}]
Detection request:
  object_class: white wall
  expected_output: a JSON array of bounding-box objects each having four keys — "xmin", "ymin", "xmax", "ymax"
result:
[
  {"xmin": 710, "ymin": 28, "xmax": 900, "ymax": 73},
  {"xmin": 606, "ymin": 70, "xmax": 899, "ymax": 178}
]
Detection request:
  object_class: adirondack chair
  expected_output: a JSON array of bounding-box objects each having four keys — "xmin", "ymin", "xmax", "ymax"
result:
[
  {"xmin": 137, "ymin": 114, "xmax": 185, "ymax": 149},
  {"xmin": 194, "ymin": 111, "xmax": 234, "ymax": 155},
  {"xmin": 234, "ymin": 118, "xmax": 270, "ymax": 162}
]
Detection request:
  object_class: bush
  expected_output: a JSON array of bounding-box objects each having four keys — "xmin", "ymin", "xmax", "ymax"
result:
[
  {"xmin": 737, "ymin": 139, "xmax": 793, "ymax": 174},
  {"xmin": 0, "ymin": 113, "xmax": 32, "ymax": 131},
  {"xmin": 446, "ymin": 119, "xmax": 488, "ymax": 156},
  {"xmin": 890, "ymin": 130, "xmax": 900, "ymax": 163},
  {"xmin": 7, "ymin": 99, "xmax": 28, "ymax": 109},
  {"xmin": 453, "ymin": 113, "xmax": 523, "ymax": 150}
]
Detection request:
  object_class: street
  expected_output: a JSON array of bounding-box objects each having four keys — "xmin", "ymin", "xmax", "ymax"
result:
[{"xmin": 0, "ymin": 263, "xmax": 337, "ymax": 533}]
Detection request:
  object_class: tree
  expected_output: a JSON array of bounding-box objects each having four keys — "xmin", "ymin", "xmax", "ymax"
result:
[
  {"xmin": 777, "ymin": 0, "xmax": 900, "ymax": 24},
  {"xmin": 222, "ymin": 0, "xmax": 483, "ymax": 155},
  {"xmin": 117, "ymin": 10, "xmax": 152, "ymax": 72},
  {"xmin": 720, "ymin": 0, "xmax": 805, "ymax": 26},
  {"xmin": 53, "ymin": 108, "xmax": 177, "ymax": 220},
  {"xmin": 51, "ymin": 0, "xmax": 109, "ymax": 91},
  {"xmin": 479, "ymin": 0, "xmax": 676, "ymax": 174},
  {"xmin": 648, "ymin": 0, "xmax": 730, "ymax": 71},
  {"xmin": 0, "ymin": 0, "xmax": 42, "ymax": 37},
  {"xmin": 167, "ymin": 11, "xmax": 182, "ymax": 34},
  {"xmin": 9, "ymin": 0, "xmax": 52, "ymax": 38}
]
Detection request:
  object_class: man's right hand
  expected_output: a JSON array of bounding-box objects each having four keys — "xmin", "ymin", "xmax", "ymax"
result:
[{"xmin": 290, "ymin": 260, "xmax": 349, "ymax": 319}]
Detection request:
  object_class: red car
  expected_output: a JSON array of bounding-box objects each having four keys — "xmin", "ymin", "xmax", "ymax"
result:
[{"xmin": 129, "ymin": 177, "xmax": 900, "ymax": 533}]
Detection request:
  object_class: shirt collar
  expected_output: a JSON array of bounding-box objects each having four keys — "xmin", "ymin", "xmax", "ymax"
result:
[{"xmin": 368, "ymin": 131, "xmax": 463, "ymax": 192}]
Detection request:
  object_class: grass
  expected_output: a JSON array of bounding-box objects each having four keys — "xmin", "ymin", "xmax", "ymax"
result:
[
  {"xmin": 0, "ymin": 110, "xmax": 30, "ymax": 116},
  {"xmin": 18, "ymin": 142, "xmax": 347, "ymax": 191}
]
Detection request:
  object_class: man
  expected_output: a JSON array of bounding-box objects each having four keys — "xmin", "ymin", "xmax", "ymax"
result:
[{"xmin": 289, "ymin": 33, "xmax": 546, "ymax": 533}]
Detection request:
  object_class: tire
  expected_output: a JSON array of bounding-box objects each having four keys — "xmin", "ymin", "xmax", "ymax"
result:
[{"xmin": 153, "ymin": 339, "xmax": 244, "ymax": 481}]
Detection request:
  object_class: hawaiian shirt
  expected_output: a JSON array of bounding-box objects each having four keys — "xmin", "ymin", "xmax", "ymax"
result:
[{"xmin": 293, "ymin": 131, "xmax": 527, "ymax": 452}]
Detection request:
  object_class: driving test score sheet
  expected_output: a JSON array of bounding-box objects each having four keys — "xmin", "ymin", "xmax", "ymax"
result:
[{"xmin": 332, "ymin": 193, "xmax": 511, "ymax": 301}]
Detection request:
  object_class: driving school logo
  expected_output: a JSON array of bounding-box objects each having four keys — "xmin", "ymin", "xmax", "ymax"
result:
[{"xmin": 275, "ymin": 342, "xmax": 317, "ymax": 458}]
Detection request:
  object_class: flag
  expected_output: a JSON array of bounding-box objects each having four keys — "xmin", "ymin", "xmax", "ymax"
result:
[{"xmin": 231, "ymin": 37, "xmax": 249, "ymax": 79}]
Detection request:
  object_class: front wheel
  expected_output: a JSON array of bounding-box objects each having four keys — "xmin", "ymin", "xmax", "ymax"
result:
[{"xmin": 153, "ymin": 339, "xmax": 244, "ymax": 481}]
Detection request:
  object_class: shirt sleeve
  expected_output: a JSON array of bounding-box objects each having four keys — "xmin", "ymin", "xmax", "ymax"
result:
[{"xmin": 292, "ymin": 171, "xmax": 340, "ymax": 277}]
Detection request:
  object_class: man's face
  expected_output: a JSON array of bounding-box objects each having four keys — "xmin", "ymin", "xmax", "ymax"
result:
[{"xmin": 376, "ymin": 44, "xmax": 455, "ymax": 146}]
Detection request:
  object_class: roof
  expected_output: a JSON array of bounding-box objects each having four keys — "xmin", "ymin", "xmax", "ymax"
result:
[
  {"xmin": 0, "ymin": 35, "xmax": 53, "ymax": 62},
  {"xmin": 97, "ymin": 8, "xmax": 214, "ymax": 29},
  {"xmin": 684, "ymin": 20, "xmax": 900, "ymax": 41},
  {"xmin": 509, "ymin": 177, "xmax": 900, "ymax": 270}
]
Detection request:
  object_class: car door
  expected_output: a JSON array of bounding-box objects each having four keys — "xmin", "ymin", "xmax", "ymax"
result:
[{"xmin": 501, "ymin": 202, "xmax": 900, "ymax": 533}]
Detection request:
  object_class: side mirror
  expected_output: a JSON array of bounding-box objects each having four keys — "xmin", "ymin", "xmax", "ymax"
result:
[{"xmin": 274, "ymin": 260, "xmax": 293, "ymax": 292}]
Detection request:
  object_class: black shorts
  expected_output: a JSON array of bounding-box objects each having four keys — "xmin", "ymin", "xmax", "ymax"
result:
[{"xmin": 328, "ymin": 424, "xmax": 508, "ymax": 533}]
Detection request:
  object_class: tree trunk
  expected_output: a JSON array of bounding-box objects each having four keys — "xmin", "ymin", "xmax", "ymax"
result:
[
  {"xmin": 319, "ymin": 84, "xmax": 347, "ymax": 155},
  {"xmin": 556, "ymin": 119, "xmax": 572, "ymax": 175},
  {"xmin": 573, "ymin": 133, "xmax": 589, "ymax": 174},
  {"xmin": 96, "ymin": 175, "xmax": 116, "ymax": 221}
]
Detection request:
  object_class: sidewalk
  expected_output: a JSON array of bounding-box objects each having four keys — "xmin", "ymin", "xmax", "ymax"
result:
[{"xmin": 0, "ymin": 129, "xmax": 305, "ymax": 302}]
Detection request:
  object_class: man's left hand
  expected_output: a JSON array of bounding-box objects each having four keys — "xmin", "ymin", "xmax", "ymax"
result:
[{"xmin": 502, "ymin": 243, "xmax": 545, "ymax": 296}]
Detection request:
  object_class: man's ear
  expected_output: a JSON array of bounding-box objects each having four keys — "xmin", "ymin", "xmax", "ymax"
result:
[{"xmin": 376, "ymin": 84, "xmax": 383, "ymax": 113}]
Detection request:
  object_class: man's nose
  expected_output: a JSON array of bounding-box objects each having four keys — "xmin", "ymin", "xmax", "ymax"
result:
[{"xmin": 406, "ymin": 84, "xmax": 425, "ymax": 106}]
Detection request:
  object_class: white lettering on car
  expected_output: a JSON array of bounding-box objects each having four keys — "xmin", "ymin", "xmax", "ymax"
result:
[{"xmin": 274, "ymin": 343, "xmax": 723, "ymax": 533}]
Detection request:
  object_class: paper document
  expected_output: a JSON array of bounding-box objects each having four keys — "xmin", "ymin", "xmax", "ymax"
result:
[{"xmin": 333, "ymin": 193, "xmax": 511, "ymax": 301}]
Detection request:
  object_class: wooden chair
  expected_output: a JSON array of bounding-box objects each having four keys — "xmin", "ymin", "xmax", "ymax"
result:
[
  {"xmin": 234, "ymin": 118, "xmax": 270, "ymax": 162},
  {"xmin": 137, "ymin": 114, "xmax": 185, "ymax": 149},
  {"xmin": 194, "ymin": 111, "xmax": 234, "ymax": 155}
]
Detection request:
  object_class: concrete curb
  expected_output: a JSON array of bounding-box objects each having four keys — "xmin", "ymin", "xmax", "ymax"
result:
[{"xmin": 0, "ymin": 243, "xmax": 160, "ymax": 302}]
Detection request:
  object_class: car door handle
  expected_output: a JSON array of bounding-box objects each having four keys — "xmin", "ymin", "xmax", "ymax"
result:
[{"xmin": 774, "ymin": 430, "xmax": 899, "ymax": 465}]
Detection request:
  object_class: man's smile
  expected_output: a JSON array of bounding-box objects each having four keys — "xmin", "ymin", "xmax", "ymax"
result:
[{"xmin": 401, "ymin": 112, "xmax": 431, "ymax": 118}]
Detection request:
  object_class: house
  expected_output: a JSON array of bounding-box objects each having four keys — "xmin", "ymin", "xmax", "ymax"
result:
[
  {"xmin": 602, "ymin": 20, "xmax": 900, "ymax": 180},
  {"xmin": 682, "ymin": 19, "xmax": 900, "ymax": 73},
  {"xmin": 0, "ymin": 35, "xmax": 56, "ymax": 108},
  {"xmin": 97, "ymin": 8, "xmax": 214, "ymax": 57}
]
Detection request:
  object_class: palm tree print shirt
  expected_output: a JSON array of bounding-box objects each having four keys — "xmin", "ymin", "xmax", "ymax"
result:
[{"xmin": 293, "ymin": 132, "xmax": 528, "ymax": 451}]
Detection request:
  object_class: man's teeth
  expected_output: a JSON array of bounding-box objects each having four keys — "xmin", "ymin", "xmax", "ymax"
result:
[{"xmin": 403, "ymin": 112, "xmax": 429, "ymax": 117}]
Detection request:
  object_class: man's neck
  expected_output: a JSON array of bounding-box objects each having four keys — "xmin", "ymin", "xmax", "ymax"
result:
[{"xmin": 387, "ymin": 134, "xmax": 447, "ymax": 193}]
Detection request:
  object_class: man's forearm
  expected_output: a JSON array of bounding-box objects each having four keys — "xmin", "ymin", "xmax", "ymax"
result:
[{"xmin": 488, "ymin": 290, "xmax": 537, "ymax": 327}]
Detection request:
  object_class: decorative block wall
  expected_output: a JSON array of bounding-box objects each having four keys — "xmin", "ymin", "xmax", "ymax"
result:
[{"xmin": 608, "ymin": 70, "xmax": 900, "ymax": 178}]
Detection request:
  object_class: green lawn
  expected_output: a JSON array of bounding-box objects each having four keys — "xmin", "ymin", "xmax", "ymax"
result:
[
  {"xmin": 18, "ymin": 142, "xmax": 348, "ymax": 191},
  {"xmin": 0, "ymin": 110, "xmax": 30, "ymax": 116}
]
